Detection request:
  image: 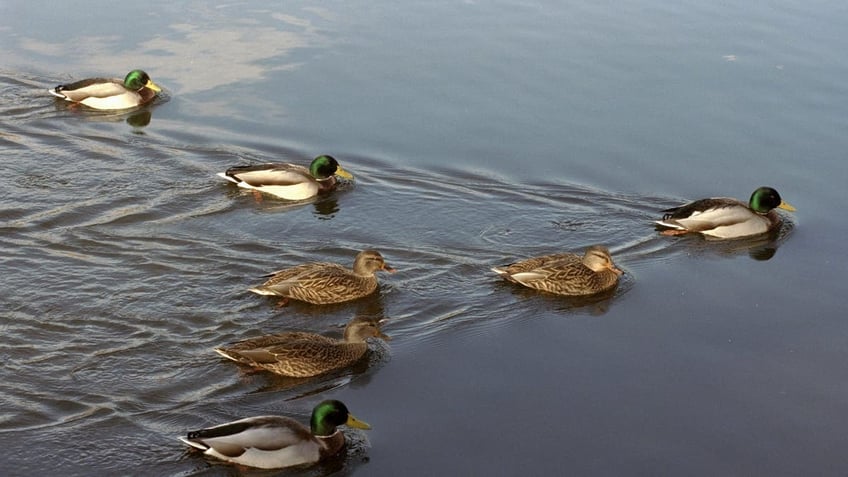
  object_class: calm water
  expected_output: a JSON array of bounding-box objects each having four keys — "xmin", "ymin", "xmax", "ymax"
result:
[{"xmin": 2, "ymin": 0, "xmax": 848, "ymax": 475}]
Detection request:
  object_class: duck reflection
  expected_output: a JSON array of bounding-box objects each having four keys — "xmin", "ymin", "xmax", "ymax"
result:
[
  {"xmin": 493, "ymin": 276, "xmax": 627, "ymax": 316},
  {"xmin": 52, "ymin": 100, "xmax": 159, "ymax": 129},
  {"xmin": 313, "ymin": 196, "xmax": 340, "ymax": 218},
  {"xmin": 221, "ymin": 184, "xmax": 347, "ymax": 218},
  {"xmin": 658, "ymin": 222, "xmax": 792, "ymax": 261}
]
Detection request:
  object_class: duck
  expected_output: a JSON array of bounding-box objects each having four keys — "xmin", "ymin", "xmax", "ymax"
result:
[
  {"xmin": 491, "ymin": 245, "xmax": 622, "ymax": 296},
  {"xmin": 217, "ymin": 155, "xmax": 354, "ymax": 201},
  {"xmin": 48, "ymin": 69, "xmax": 162, "ymax": 110},
  {"xmin": 249, "ymin": 250, "xmax": 395, "ymax": 305},
  {"xmin": 214, "ymin": 317, "xmax": 390, "ymax": 377},
  {"xmin": 654, "ymin": 186, "xmax": 796, "ymax": 239},
  {"xmin": 179, "ymin": 399, "xmax": 371, "ymax": 470}
]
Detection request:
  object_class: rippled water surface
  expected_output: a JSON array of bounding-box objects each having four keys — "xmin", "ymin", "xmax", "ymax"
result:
[{"xmin": 2, "ymin": 0, "xmax": 848, "ymax": 475}]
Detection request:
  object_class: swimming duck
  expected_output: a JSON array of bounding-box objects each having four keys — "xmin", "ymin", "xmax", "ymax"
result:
[
  {"xmin": 179, "ymin": 399, "xmax": 370, "ymax": 470},
  {"xmin": 491, "ymin": 245, "xmax": 622, "ymax": 296},
  {"xmin": 217, "ymin": 155, "xmax": 354, "ymax": 201},
  {"xmin": 48, "ymin": 69, "xmax": 162, "ymax": 110},
  {"xmin": 214, "ymin": 317, "xmax": 390, "ymax": 377},
  {"xmin": 654, "ymin": 186, "xmax": 796, "ymax": 239},
  {"xmin": 249, "ymin": 250, "xmax": 395, "ymax": 305}
]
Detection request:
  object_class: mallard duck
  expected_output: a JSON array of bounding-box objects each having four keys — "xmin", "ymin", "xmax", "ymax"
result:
[
  {"xmin": 48, "ymin": 69, "xmax": 162, "ymax": 110},
  {"xmin": 217, "ymin": 155, "xmax": 354, "ymax": 201},
  {"xmin": 654, "ymin": 186, "xmax": 796, "ymax": 239},
  {"xmin": 214, "ymin": 317, "xmax": 390, "ymax": 377},
  {"xmin": 491, "ymin": 245, "xmax": 622, "ymax": 296},
  {"xmin": 179, "ymin": 399, "xmax": 370, "ymax": 470},
  {"xmin": 249, "ymin": 250, "xmax": 395, "ymax": 305}
]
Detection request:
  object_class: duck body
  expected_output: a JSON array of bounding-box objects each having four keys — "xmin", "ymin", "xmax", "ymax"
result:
[
  {"xmin": 48, "ymin": 69, "xmax": 161, "ymax": 110},
  {"xmin": 655, "ymin": 187, "xmax": 795, "ymax": 239},
  {"xmin": 214, "ymin": 317, "xmax": 389, "ymax": 377},
  {"xmin": 179, "ymin": 400, "xmax": 370, "ymax": 470},
  {"xmin": 492, "ymin": 245, "xmax": 622, "ymax": 296},
  {"xmin": 249, "ymin": 250, "xmax": 394, "ymax": 305},
  {"xmin": 218, "ymin": 155, "xmax": 353, "ymax": 201}
]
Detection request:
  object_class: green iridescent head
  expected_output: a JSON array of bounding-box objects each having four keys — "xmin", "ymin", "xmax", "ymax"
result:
[
  {"xmin": 309, "ymin": 155, "xmax": 354, "ymax": 181},
  {"xmin": 310, "ymin": 400, "xmax": 371, "ymax": 437},
  {"xmin": 123, "ymin": 69, "xmax": 161, "ymax": 92},
  {"xmin": 748, "ymin": 187, "xmax": 796, "ymax": 214}
]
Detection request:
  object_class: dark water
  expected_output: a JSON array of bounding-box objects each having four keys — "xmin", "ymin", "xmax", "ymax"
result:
[{"xmin": 2, "ymin": 0, "xmax": 848, "ymax": 475}]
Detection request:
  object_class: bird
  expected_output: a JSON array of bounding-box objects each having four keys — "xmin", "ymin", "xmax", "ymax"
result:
[
  {"xmin": 654, "ymin": 186, "xmax": 796, "ymax": 239},
  {"xmin": 491, "ymin": 245, "xmax": 622, "ymax": 296},
  {"xmin": 214, "ymin": 317, "xmax": 390, "ymax": 378},
  {"xmin": 48, "ymin": 69, "xmax": 161, "ymax": 110},
  {"xmin": 249, "ymin": 250, "xmax": 395, "ymax": 305},
  {"xmin": 217, "ymin": 155, "xmax": 354, "ymax": 201},
  {"xmin": 178, "ymin": 399, "xmax": 371, "ymax": 470}
]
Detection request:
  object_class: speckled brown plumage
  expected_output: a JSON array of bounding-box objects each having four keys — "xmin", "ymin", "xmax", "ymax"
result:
[
  {"xmin": 491, "ymin": 245, "xmax": 622, "ymax": 296},
  {"xmin": 214, "ymin": 317, "xmax": 389, "ymax": 377},
  {"xmin": 248, "ymin": 250, "xmax": 395, "ymax": 304}
]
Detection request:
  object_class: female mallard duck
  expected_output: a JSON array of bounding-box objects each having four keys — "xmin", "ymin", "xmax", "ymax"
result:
[
  {"xmin": 655, "ymin": 186, "xmax": 796, "ymax": 239},
  {"xmin": 214, "ymin": 317, "xmax": 390, "ymax": 377},
  {"xmin": 179, "ymin": 400, "xmax": 371, "ymax": 470},
  {"xmin": 217, "ymin": 155, "xmax": 354, "ymax": 201},
  {"xmin": 249, "ymin": 250, "xmax": 395, "ymax": 305},
  {"xmin": 48, "ymin": 69, "xmax": 162, "ymax": 110},
  {"xmin": 491, "ymin": 245, "xmax": 622, "ymax": 296}
]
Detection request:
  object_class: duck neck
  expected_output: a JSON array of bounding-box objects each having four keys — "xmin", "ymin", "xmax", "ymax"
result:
[{"xmin": 316, "ymin": 430, "xmax": 345, "ymax": 457}]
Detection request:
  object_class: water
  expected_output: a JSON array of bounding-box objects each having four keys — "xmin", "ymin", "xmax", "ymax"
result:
[{"xmin": 2, "ymin": 0, "xmax": 848, "ymax": 475}]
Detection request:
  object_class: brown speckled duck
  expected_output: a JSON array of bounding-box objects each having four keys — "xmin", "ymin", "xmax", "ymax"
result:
[
  {"xmin": 214, "ymin": 317, "xmax": 390, "ymax": 378},
  {"xmin": 249, "ymin": 250, "xmax": 395, "ymax": 305},
  {"xmin": 491, "ymin": 245, "xmax": 622, "ymax": 296}
]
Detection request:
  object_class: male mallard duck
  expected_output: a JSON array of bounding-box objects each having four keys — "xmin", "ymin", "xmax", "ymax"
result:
[
  {"xmin": 214, "ymin": 317, "xmax": 390, "ymax": 377},
  {"xmin": 179, "ymin": 399, "xmax": 370, "ymax": 470},
  {"xmin": 491, "ymin": 245, "xmax": 622, "ymax": 296},
  {"xmin": 249, "ymin": 250, "xmax": 395, "ymax": 305},
  {"xmin": 48, "ymin": 69, "xmax": 162, "ymax": 110},
  {"xmin": 217, "ymin": 155, "xmax": 354, "ymax": 201},
  {"xmin": 654, "ymin": 186, "xmax": 796, "ymax": 239}
]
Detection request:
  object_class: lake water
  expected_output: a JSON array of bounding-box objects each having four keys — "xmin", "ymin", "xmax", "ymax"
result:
[{"xmin": 2, "ymin": 0, "xmax": 848, "ymax": 475}]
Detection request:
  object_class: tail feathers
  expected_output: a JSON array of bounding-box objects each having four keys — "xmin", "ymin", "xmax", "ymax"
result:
[
  {"xmin": 248, "ymin": 286, "xmax": 282, "ymax": 296},
  {"xmin": 213, "ymin": 347, "xmax": 239, "ymax": 362},
  {"xmin": 178, "ymin": 436, "xmax": 209, "ymax": 451},
  {"xmin": 490, "ymin": 267, "xmax": 507, "ymax": 276},
  {"xmin": 654, "ymin": 220, "xmax": 685, "ymax": 230},
  {"xmin": 47, "ymin": 87, "xmax": 67, "ymax": 99},
  {"xmin": 216, "ymin": 172, "xmax": 239, "ymax": 184}
]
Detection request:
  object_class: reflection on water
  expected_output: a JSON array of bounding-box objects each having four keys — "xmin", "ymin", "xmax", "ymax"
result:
[
  {"xmin": 492, "ymin": 278, "xmax": 625, "ymax": 316},
  {"xmin": 653, "ymin": 218, "xmax": 794, "ymax": 261},
  {"xmin": 7, "ymin": 6, "xmax": 326, "ymax": 97},
  {"xmin": 50, "ymin": 100, "xmax": 161, "ymax": 129},
  {"xmin": 219, "ymin": 181, "xmax": 351, "ymax": 219}
]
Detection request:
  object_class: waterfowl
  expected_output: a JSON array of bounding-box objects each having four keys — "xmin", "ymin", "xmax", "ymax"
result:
[
  {"xmin": 654, "ymin": 186, "xmax": 796, "ymax": 239},
  {"xmin": 214, "ymin": 317, "xmax": 390, "ymax": 377},
  {"xmin": 48, "ymin": 69, "xmax": 161, "ymax": 110},
  {"xmin": 492, "ymin": 245, "xmax": 622, "ymax": 296},
  {"xmin": 249, "ymin": 250, "xmax": 395, "ymax": 305},
  {"xmin": 179, "ymin": 400, "xmax": 370, "ymax": 470},
  {"xmin": 217, "ymin": 155, "xmax": 354, "ymax": 201}
]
